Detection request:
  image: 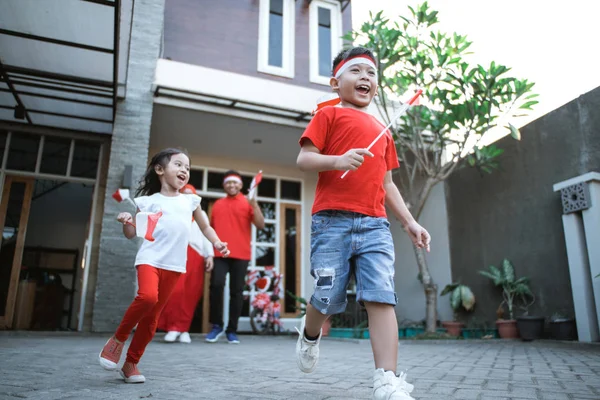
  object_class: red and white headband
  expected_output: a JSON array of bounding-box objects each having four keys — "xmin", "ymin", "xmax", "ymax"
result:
[
  {"xmin": 223, "ymin": 174, "xmax": 242, "ymax": 184},
  {"xmin": 333, "ymin": 55, "xmax": 377, "ymax": 79}
]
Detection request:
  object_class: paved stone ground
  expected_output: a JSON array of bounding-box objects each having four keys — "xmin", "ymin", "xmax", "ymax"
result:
[{"xmin": 1, "ymin": 333, "xmax": 600, "ymax": 400}]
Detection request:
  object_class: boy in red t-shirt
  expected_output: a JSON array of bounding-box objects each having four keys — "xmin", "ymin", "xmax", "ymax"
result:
[{"xmin": 295, "ymin": 47, "xmax": 431, "ymax": 400}]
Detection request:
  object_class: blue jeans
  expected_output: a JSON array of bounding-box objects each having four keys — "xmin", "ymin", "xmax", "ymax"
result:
[{"xmin": 309, "ymin": 210, "xmax": 398, "ymax": 315}]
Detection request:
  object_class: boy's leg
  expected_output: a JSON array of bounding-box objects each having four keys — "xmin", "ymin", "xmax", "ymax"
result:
[
  {"xmin": 304, "ymin": 304, "xmax": 329, "ymax": 338},
  {"xmin": 364, "ymin": 302, "xmax": 398, "ymax": 371},
  {"xmin": 125, "ymin": 268, "xmax": 181, "ymax": 364}
]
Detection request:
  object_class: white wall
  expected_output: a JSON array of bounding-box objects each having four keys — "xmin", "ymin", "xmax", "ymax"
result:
[{"xmin": 390, "ymin": 182, "xmax": 453, "ymax": 324}]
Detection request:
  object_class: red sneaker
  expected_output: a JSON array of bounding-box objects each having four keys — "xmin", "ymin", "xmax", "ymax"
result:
[
  {"xmin": 98, "ymin": 336, "xmax": 124, "ymax": 371},
  {"xmin": 120, "ymin": 362, "xmax": 146, "ymax": 383}
]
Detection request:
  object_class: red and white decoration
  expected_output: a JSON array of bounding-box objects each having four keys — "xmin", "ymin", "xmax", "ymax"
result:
[
  {"xmin": 135, "ymin": 211, "xmax": 163, "ymax": 242},
  {"xmin": 112, "ymin": 188, "xmax": 137, "ymax": 208}
]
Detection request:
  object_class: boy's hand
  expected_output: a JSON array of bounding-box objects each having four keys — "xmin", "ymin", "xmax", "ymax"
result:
[
  {"xmin": 117, "ymin": 212, "xmax": 133, "ymax": 225},
  {"xmin": 405, "ymin": 221, "xmax": 431, "ymax": 252},
  {"xmin": 214, "ymin": 241, "xmax": 230, "ymax": 258},
  {"xmin": 335, "ymin": 148, "xmax": 374, "ymax": 171}
]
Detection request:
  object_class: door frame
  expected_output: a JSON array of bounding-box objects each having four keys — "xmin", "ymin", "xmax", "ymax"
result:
[
  {"xmin": 0, "ymin": 175, "xmax": 34, "ymax": 329},
  {"xmin": 280, "ymin": 203, "xmax": 302, "ymax": 318}
]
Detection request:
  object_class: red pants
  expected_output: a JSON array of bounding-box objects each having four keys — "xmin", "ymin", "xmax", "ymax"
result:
[
  {"xmin": 158, "ymin": 246, "xmax": 205, "ymax": 332},
  {"xmin": 114, "ymin": 264, "xmax": 181, "ymax": 364}
]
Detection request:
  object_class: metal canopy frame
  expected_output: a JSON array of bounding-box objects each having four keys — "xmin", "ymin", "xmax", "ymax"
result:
[
  {"xmin": 154, "ymin": 86, "xmax": 313, "ymax": 123},
  {"xmin": 0, "ymin": 0, "xmax": 120, "ymax": 134}
]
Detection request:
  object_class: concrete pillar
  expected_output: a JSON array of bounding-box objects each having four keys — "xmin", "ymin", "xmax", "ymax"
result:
[
  {"xmin": 92, "ymin": 0, "xmax": 166, "ymax": 332},
  {"xmin": 553, "ymin": 172, "xmax": 600, "ymax": 342}
]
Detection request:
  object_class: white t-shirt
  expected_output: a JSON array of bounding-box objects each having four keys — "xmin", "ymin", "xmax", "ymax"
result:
[{"xmin": 133, "ymin": 192, "xmax": 201, "ymax": 273}]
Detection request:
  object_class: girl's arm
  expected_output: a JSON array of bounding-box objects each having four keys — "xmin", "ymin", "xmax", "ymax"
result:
[
  {"xmin": 193, "ymin": 207, "xmax": 230, "ymax": 257},
  {"xmin": 117, "ymin": 210, "xmax": 138, "ymax": 239},
  {"xmin": 383, "ymin": 171, "xmax": 431, "ymax": 252}
]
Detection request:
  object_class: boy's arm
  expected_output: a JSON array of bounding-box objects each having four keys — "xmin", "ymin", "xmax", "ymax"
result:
[
  {"xmin": 297, "ymin": 139, "xmax": 374, "ymax": 173},
  {"xmin": 383, "ymin": 171, "xmax": 431, "ymax": 252}
]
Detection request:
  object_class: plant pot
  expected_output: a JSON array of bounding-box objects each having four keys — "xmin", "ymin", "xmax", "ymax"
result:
[
  {"xmin": 550, "ymin": 318, "xmax": 576, "ymax": 341},
  {"xmin": 441, "ymin": 321, "xmax": 464, "ymax": 336},
  {"xmin": 516, "ymin": 316, "xmax": 545, "ymax": 341},
  {"xmin": 496, "ymin": 319, "xmax": 519, "ymax": 339}
]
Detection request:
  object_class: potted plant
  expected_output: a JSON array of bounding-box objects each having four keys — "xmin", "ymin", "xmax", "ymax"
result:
[
  {"xmin": 479, "ymin": 259, "xmax": 533, "ymax": 339},
  {"xmin": 515, "ymin": 292, "xmax": 544, "ymax": 341},
  {"xmin": 440, "ymin": 282, "xmax": 476, "ymax": 336},
  {"xmin": 286, "ymin": 291, "xmax": 331, "ymax": 336},
  {"xmin": 549, "ymin": 312, "xmax": 577, "ymax": 341}
]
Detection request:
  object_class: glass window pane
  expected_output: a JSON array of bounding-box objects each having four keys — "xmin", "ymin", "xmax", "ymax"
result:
[
  {"xmin": 0, "ymin": 131, "xmax": 7, "ymax": 167},
  {"xmin": 255, "ymin": 246, "xmax": 275, "ymax": 267},
  {"xmin": 281, "ymin": 180, "xmax": 301, "ymax": 200},
  {"xmin": 207, "ymin": 171, "xmax": 225, "ymax": 192},
  {"xmin": 284, "ymin": 207, "xmax": 298, "ymax": 313},
  {"xmin": 259, "ymin": 178, "xmax": 276, "ymax": 198},
  {"xmin": 268, "ymin": 0, "xmax": 284, "ymax": 67},
  {"xmin": 258, "ymin": 201, "xmax": 276, "ymax": 219},
  {"xmin": 241, "ymin": 175, "xmax": 253, "ymax": 191},
  {"xmin": 188, "ymin": 169, "xmax": 204, "ymax": 191},
  {"xmin": 318, "ymin": 7, "xmax": 332, "ymax": 77},
  {"xmin": 40, "ymin": 137, "xmax": 71, "ymax": 175},
  {"xmin": 70, "ymin": 141, "xmax": 100, "ymax": 178},
  {"xmin": 256, "ymin": 223, "xmax": 276, "ymax": 244},
  {"xmin": 7, "ymin": 133, "xmax": 39, "ymax": 172}
]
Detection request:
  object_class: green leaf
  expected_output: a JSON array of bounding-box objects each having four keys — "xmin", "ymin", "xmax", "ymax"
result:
[
  {"xmin": 450, "ymin": 286, "xmax": 462, "ymax": 310},
  {"xmin": 519, "ymin": 100, "xmax": 538, "ymax": 110},
  {"xmin": 441, "ymin": 283, "xmax": 459, "ymax": 296},
  {"xmin": 508, "ymin": 123, "xmax": 521, "ymax": 140},
  {"xmin": 460, "ymin": 285, "xmax": 476, "ymax": 311},
  {"xmin": 502, "ymin": 259, "xmax": 515, "ymax": 283}
]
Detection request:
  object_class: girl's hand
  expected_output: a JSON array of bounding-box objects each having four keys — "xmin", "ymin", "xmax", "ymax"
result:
[
  {"xmin": 205, "ymin": 256, "xmax": 214, "ymax": 272},
  {"xmin": 117, "ymin": 212, "xmax": 133, "ymax": 225},
  {"xmin": 214, "ymin": 241, "xmax": 230, "ymax": 258}
]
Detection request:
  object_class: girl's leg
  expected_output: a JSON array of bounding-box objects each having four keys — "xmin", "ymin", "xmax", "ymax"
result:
[
  {"xmin": 114, "ymin": 265, "xmax": 162, "ymax": 343},
  {"xmin": 364, "ymin": 302, "xmax": 398, "ymax": 372},
  {"xmin": 125, "ymin": 268, "xmax": 181, "ymax": 364}
]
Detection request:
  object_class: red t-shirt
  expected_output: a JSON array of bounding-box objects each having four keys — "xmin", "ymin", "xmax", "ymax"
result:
[
  {"xmin": 299, "ymin": 107, "xmax": 400, "ymax": 217},
  {"xmin": 210, "ymin": 194, "xmax": 254, "ymax": 260}
]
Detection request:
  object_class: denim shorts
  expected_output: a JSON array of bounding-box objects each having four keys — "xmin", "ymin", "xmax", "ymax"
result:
[{"xmin": 309, "ymin": 210, "xmax": 397, "ymax": 315}]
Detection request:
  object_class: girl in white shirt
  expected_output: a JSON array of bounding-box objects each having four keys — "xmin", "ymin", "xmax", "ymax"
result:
[
  {"xmin": 98, "ymin": 148, "xmax": 229, "ymax": 384},
  {"xmin": 158, "ymin": 183, "xmax": 215, "ymax": 343}
]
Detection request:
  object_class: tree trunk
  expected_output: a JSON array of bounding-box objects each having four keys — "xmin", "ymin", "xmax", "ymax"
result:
[{"xmin": 414, "ymin": 245, "xmax": 437, "ymax": 333}]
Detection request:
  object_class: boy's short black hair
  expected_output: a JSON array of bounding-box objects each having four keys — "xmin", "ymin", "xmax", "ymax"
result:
[
  {"xmin": 331, "ymin": 47, "xmax": 377, "ymax": 76},
  {"xmin": 224, "ymin": 170, "xmax": 241, "ymax": 178}
]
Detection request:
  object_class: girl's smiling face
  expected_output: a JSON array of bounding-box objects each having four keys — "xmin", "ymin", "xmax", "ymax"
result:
[{"xmin": 155, "ymin": 152, "xmax": 190, "ymax": 194}]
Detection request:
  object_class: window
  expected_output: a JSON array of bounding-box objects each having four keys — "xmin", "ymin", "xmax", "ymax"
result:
[
  {"xmin": 258, "ymin": 0, "xmax": 295, "ymax": 78},
  {"xmin": 309, "ymin": 0, "xmax": 343, "ymax": 85}
]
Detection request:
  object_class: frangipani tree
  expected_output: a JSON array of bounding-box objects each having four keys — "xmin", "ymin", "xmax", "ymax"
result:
[{"xmin": 345, "ymin": 2, "xmax": 538, "ymax": 332}]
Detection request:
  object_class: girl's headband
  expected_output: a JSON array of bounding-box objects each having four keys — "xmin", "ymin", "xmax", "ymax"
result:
[
  {"xmin": 223, "ymin": 174, "xmax": 242, "ymax": 184},
  {"xmin": 333, "ymin": 55, "xmax": 377, "ymax": 79}
]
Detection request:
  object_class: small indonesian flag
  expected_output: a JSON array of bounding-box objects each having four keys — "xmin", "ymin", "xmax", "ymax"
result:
[
  {"xmin": 112, "ymin": 188, "xmax": 137, "ymax": 208},
  {"xmin": 135, "ymin": 211, "xmax": 163, "ymax": 242},
  {"xmin": 312, "ymin": 93, "xmax": 341, "ymax": 115},
  {"xmin": 247, "ymin": 170, "xmax": 263, "ymax": 200}
]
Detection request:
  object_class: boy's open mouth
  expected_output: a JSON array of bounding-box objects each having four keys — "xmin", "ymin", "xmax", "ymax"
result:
[{"xmin": 356, "ymin": 84, "xmax": 370, "ymax": 95}]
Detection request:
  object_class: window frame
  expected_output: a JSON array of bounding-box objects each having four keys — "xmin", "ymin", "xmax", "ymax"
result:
[
  {"xmin": 257, "ymin": 0, "xmax": 296, "ymax": 78},
  {"xmin": 309, "ymin": 0, "xmax": 343, "ymax": 85}
]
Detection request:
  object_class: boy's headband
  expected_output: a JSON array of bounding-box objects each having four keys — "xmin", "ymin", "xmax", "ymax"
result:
[
  {"xmin": 223, "ymin": 174, "xmax": 242, "ymax": 184},
  {"xmin": 312, "ymin": 55, "xmax": 378, "ymax": 115},
  {"xmin": 333, "ymin": 55, "xmax": 377, "ymax": 79}
]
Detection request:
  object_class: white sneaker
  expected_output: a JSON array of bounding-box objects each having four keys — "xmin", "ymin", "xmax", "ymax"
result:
[
  {"xmin": 179, "ymin": 332, "xmax": 192, "ymax": 343},
  {"xmin": 373, "ymin": 369, "xmax": 415, "ymax": 400},
  {"xmin": 294, "ymin": 315, "xmax": 321, "ymax": 373},
  {"xmin": 164, "ymin": 331, "xmax": 180, "ymax": 342}
]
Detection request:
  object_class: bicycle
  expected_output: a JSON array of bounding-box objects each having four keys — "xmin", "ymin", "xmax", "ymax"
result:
[{"xmin": 246, "ymin": 266, "xmax": 284, "ymax": 335}]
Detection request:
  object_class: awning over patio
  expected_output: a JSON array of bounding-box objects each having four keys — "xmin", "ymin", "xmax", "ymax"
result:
[{"xmin": 0, "ymin": 0, "xmax": 132, "ymax": 134}]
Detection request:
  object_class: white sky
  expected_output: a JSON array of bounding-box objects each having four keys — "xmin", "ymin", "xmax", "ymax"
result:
[{"xmin": 351, "ymin": 0, "xmax": 600, "ymax": 131}]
